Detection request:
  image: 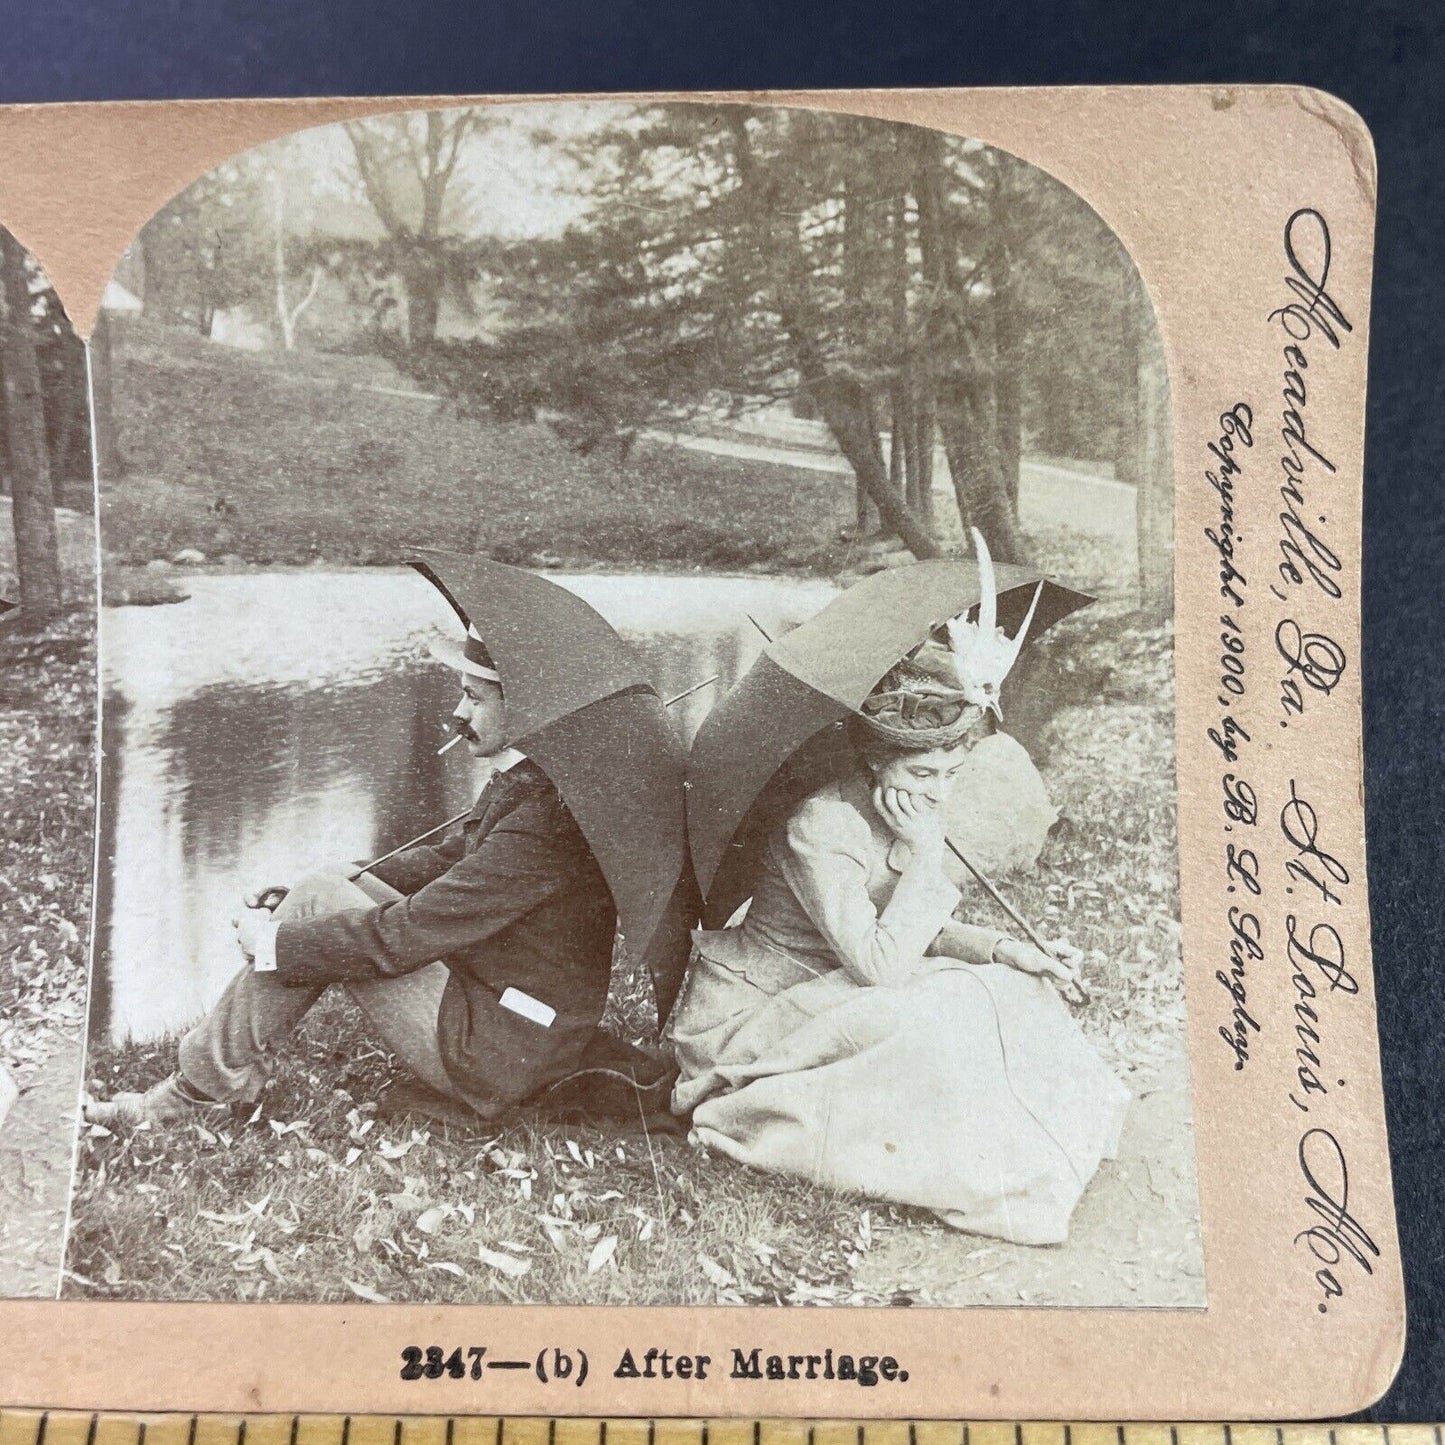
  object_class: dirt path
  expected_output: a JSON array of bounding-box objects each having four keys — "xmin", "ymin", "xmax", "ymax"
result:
[
  {"xmin": 0, "ymin": 1029, "xmax": 82, "ymax": 1297},
  {"xmin": 854, "ymin": 1039, "xmax": 1206, "ymax": 1307},
  {"xmin": 640, "ymin": 429, "xmax": 1136, "ymax": 543}
]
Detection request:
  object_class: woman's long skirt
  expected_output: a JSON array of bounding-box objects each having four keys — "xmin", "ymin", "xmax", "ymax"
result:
[{"xmin": 669, "ymin": 957, "xmax": 1130, "ymax": 1246}]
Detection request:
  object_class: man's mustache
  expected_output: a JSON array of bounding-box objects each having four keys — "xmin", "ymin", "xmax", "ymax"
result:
[{"xmin": 448, "ymin": 717, "xmax": 482, "ymax": 744}]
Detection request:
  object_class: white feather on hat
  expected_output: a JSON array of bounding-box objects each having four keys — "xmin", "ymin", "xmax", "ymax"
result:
[{"xmin": 943, "ymin": 527, "xmax": 1043, "ymax": 720}]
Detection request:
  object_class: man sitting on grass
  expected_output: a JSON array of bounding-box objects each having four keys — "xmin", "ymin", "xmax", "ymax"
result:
[{"xmin": 86, "ymin": 622, "xmax": 656, "ymax": 1128}]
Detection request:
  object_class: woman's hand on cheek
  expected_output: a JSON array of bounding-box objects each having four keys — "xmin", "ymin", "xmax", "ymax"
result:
[{"xmin": 873, "ymin": 783, "xmax": 948, "ymax": 858}]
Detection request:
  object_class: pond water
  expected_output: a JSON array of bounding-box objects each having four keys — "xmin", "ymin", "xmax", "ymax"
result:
[{"xmin": 96, "ymin": 570, "xmax": 837, "ymax": 1043}]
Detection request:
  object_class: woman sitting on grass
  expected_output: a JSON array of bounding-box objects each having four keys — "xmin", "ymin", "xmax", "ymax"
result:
[{"xmin": 668, "ymin": 646, "xmax": 1129, "ymax": 1246}]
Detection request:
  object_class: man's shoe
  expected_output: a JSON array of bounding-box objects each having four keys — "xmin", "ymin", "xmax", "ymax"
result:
[{"xmin": 83, "ymin": 1073, "xmax": 229, "ymax": 1127}]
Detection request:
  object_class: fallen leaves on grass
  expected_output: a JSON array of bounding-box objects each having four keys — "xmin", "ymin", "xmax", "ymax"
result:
[
  {"xmin": 345, "ymin": 1279, "xmax": 390, "ymax": 1304},
  {"xmin": 477, "ymin": 1244, "xmax": 531, "ymax": 1279},
  {"xmin": 0, "ymin": 609, "xmax": 94, "ymax": 1081},
  {"xmin": 65, "ymin": 597, "xmax": 1194, "ymax": 1308}
]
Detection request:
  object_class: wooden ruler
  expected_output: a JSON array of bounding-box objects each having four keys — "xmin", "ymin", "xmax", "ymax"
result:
[{"xmin": 0, "ymin": 1418, "xmax": 1432, "ymax": 1445}]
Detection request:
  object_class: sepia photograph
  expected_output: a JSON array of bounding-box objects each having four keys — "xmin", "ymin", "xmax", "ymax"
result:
[
  {"xmin": 64, "ymin": 99, "xmax": 1200, "ymax": 1310},
  {"xmin": 0, "ymin": 222, "xmax": 94, "ymax": 1297}
]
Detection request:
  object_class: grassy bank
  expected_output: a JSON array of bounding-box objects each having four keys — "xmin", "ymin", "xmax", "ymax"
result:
[
  {"xmin": 101, "ymin": 322, "xmax": 859, "ymax": 579},
  {"xmin": 0, "ymin": 610, "xmax": 93, "ymax": 1073},
  {"xmin": 67, "ymin": 602, "xmax": 1185, "ymax": 1306},
  {"xmin": 0, "ymin": 518, "xmax": 96, "ymax": 1083}
]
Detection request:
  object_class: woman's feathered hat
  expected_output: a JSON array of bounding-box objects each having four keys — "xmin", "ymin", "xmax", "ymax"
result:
[{"xmin": 857, "ymin": 528, "xmax": 1043, "ymax": 748}]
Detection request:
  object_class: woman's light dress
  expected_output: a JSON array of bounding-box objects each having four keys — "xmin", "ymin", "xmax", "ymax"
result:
[{"xmin": 669, "ymin": 770, "xmax": 1130, "ymax": 1245}]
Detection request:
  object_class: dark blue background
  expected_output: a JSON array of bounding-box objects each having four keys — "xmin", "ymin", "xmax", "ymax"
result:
[{"xmin": 1, "ymin": 0, "xmax": 1440, "ymax": 1420}]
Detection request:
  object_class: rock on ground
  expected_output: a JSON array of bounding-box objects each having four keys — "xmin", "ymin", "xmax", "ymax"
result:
[{"xmin": 943, "ymin": 730, "xmax": 1058, "ymax": 880}]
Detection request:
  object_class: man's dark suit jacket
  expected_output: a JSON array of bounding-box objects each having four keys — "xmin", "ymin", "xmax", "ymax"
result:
[{"xmin": 271, "ymin": 760, "xmax": 617, "ymax": 1118}]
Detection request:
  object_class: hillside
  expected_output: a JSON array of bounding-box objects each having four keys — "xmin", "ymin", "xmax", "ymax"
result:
[{"xmin": 100, "ymin": 323, "xmax": 859, "ymax": 575}]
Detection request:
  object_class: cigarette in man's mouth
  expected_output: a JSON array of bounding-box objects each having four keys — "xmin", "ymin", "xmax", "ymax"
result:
[{"xmin": 437, "ymin": 733, "xmax": 465, "ymax": 756}]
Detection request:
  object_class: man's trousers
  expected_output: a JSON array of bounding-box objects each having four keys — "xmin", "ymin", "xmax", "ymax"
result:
[{"xmin": 177, "ymin": 869, "xmax": 457, "ymax": 1104}]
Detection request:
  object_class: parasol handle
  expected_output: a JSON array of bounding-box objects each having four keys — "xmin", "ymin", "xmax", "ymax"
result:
[
  {"xmin": 346, "ymin": 810, "xmax": 470, "ymax": 882},
  {"xmin": 944, "ymin": 837, "xmax": 1051, "ymax": 954},
  {"xmin": 945, "ymin": 837, "xmax": 1088, "ymax": 1003}
]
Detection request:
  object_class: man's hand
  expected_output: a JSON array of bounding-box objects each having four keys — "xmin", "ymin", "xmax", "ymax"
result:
[
  {"xmin": 233, "ymin": 905, "xmax": 273, "ymax": 961},
  {"xmin": 243, "ymin": 884, "xmax": 290, "ymax": 913}
]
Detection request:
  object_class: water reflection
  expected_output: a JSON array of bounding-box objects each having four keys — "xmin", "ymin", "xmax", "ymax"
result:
[{"xmin": 99, "ymin": 570, "xmax": 834, "ymax": 1042}]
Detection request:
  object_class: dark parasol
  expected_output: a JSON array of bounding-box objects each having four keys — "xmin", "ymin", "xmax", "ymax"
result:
[
  {"xmin": 687, "ymin": 557, "xmax": 1092, "ymax": 927},
  {"xmin": 411, "ymin": 550, "xmax": 695, "ymax": 1021}
]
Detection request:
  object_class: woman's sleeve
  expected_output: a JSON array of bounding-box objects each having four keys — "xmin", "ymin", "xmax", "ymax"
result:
[
  {"xmin": 927, "ymin": 920, "xmax": 1009, "ymax": 965},
  {"xmin": 777, "ymin": 798, "xmax": 960, "ymax": 988}
]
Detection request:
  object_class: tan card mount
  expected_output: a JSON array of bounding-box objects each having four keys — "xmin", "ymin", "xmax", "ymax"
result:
[{"xmin": 0, "ymin": 85, "xmax": 1398, "ymax": 1420}]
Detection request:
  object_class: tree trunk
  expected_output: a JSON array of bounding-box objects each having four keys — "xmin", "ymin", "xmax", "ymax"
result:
[
  {"xmin": 889, "ymin": 383, "xmax": 906, "ymax": 497},
  {"xmin": 888, "ymin": 191, "xmax": 927, "ymax": 524},
  {"xmin": 913, "ymin": 131, "xmax": 1022, "ymax": 564},
  {"xmin": 989, "ymin": 161, "xmax": 1023, "ymax": 514},
  {"xmin": 90, "ymin": 309, "xmax": 121, "ymax": 482},
  {"xmin": 1, "ymin": 231, "xmax": 62, "ymax": 620},
  {"xmin": 914, "ymin": 392, "xmax": 937, "ymax": 529},
  {"xmin": 854, "ymin": 469, "xmax": 877, "ymax": 533},
  {"xmin": 725, "ymin": 111, "xmax": 938, "ymax": 559},
  {"xmin": 406, "ymin": 265, "xmax": 441, "ymax": 346},
  {"xmin": 898, "ymin": 382, "xmax": 919, "ymax": 512},
  {"xmin": 937, "ymin": 378, "xmax": 1026, "ymax": 563},
  {"xmin": 1126, "ymin": 280, "xmax": 1173, "ymax": 616},
  {"xmin": 813, "ymin": 369, "xmax": 941, "ymax": 560},
  {"xmin": 993, "ymin": 279, "xmax": 1022, "ymax": 515},
  {"xmin": 43, "ymin": 338, "xmax": 87, "ymax": 490},
  {"xmin": 843, "ymin": 174, "xmax": 876, "ymax": 534}
]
